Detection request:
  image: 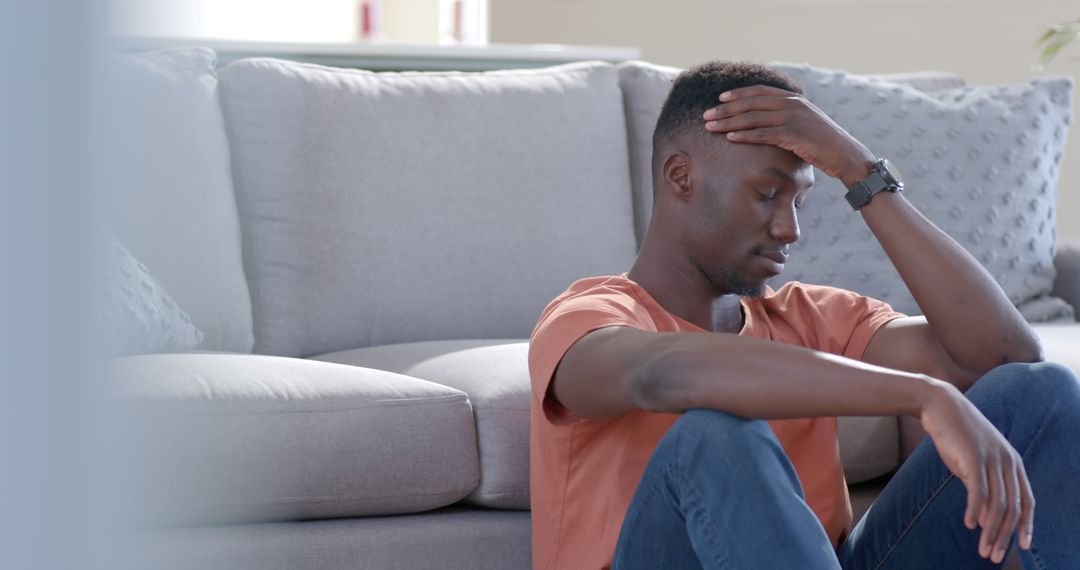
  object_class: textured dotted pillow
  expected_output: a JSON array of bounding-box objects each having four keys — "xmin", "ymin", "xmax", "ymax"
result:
[
  {"xmin": 98, "ymin": 231, "xmax": 204, "ymax": 355},
  {"xmin": 768, "ymin": 63, "xmax": 1074, "ymax": 322}
]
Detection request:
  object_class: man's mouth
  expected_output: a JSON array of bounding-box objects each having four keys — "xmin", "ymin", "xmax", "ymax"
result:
[{"xmin": 756, "ymin": 249, "xmax": 789, "ymax": 264}]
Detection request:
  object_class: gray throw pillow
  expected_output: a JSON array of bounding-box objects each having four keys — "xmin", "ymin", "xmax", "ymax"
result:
[
  {"xmin": 768, "ymin": 63, "xmax": 1074, "ymax": 321},
  {"xmin": 98, "ymin": 230, "xmax": 204, "ymax": 355}
]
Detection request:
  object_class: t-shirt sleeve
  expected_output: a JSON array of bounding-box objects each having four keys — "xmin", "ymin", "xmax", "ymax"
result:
[
  {"xmin": 528, "ymin": 290, "xmax": 653, "ymax": 427},
  {"xmin": 772, "ymin": 283, "xmax": 907, "ymax": 360}
]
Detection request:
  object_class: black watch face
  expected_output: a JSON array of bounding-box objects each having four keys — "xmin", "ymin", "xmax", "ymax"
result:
[{"xmin": 880, "ymin": 159, "xmax": 903, "ymax": 186}]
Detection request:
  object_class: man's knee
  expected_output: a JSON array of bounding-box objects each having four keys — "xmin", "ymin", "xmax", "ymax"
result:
[
  {"xmin": 663, "ymin": 409, "xmax": 782, "ymax": 463},
  {"xmin": 975, "ymin": 361, "xmax": 1079, "ymax": 404},
  {"xmin": 658, "ymin": 409, "xmax": 803, "ymax": 496}
]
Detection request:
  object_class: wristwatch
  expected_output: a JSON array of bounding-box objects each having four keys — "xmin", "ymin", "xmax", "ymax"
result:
[{"xmin": 845, "ymin": 158, "xmax": 904, "ymax": 210}]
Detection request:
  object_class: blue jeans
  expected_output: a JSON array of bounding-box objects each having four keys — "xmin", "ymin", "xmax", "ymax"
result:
[{"xmin": 611, "ymin": 362, "xmax": 1080, "ymax": 569}]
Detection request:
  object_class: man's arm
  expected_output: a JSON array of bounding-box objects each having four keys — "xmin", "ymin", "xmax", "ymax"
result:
[
  {"xmin": 553, "ymin": 325, "xmax": 936, "ymax": 421},
  {"xmin": 856, "ymin": 190, "xmax": 1043, "ymax": 377}
]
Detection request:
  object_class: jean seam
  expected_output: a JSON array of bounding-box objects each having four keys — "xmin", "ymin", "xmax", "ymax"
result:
[
  {"xmin": 614, "ymin": 464, "xmax": 705, "ymax": 570},
  {"xmin": 669, "ymin": 466, "xmax": 733, "ymax": 569},
  {"xmin": 619, "ymin": 464, "xmax": 674, "ymax": 539},
  {"xmin": 872, "ymin": 472, "xmax": 956, "ymax": 570}
]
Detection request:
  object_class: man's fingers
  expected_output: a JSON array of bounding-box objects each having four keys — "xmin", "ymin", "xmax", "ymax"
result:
[
  {"xmin": 719, "ymin": 84, "xmax": 800, "ymax": 102},
  {"xmin": 722, "ymin": 127, "xmax": 787, "ymax": 146},
  {"xmin": 979, "ymin": 464, "xmax": 1008, "ymax": 560},
  {"xmin": 705, "ymin": 110, "xmax": 786, "ymax": 133},
  {"xmin": 990, "ymin": 461, "xmax": 1022, "ymax": 563},
  {"xmin": 1017, "ymin": 462, "xmax": 1036, "ymax": 550},
  {"xmin": 964, "ymin": 467, "xmax": 988, "ymax": 530},
  {"xmin": 702, "ymin": 95, "xmax": 791, "ymax": 120}
]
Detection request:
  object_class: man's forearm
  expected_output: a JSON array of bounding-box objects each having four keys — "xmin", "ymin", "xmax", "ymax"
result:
[
  {"xmin": 638, "ymin": 332, "xmax": 943, "ymax": 419},
  {"xmin": 855, "ymin": 187, "xmax": 1043, "ymax": 374}
]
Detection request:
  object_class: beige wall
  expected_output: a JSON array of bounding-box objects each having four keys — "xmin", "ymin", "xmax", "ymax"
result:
[{"xmin": 491, "ymin": 0, "xmax": 1080, "ymax": 240}]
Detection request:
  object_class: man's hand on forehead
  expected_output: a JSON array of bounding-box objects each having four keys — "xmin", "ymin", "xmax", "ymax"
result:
[{"xmin": 702, "ymin": 84, "xmax": 876, "ymax": 188}]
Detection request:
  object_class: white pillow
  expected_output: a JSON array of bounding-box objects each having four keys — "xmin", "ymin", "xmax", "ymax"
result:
[{"xmin": 98, "ymin": 231, "xmax": 204, "ymax": 355}]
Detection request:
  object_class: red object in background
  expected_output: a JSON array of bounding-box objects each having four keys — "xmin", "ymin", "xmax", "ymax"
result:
[
  {"xmin": 453, "ymin": 0, "xmax": 464, "ymax": 42},
  {"xmin": 359, "ymin": 0, "xmax": 380, "ymax": 40}
]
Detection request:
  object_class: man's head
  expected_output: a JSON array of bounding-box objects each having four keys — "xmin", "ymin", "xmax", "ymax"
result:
[{"xmin": 649, "ymin": 61, "xmax": 814, "ymax": 297}]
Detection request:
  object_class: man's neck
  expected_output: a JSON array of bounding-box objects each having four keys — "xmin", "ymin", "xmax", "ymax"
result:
[{"xmin": 627, "ymin": 238, "xmax": 744, "ymax": 334}]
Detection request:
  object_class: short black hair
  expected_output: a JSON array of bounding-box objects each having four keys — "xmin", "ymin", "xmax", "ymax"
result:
[{"xmin": 651, "ymin": 61, "xmax": 803, "ymax": 186}]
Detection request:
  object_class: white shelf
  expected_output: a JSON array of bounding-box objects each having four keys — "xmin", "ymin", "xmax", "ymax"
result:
[{"xmin": 111, "ymin": 36, "xmax": 643, "ymax": 71}]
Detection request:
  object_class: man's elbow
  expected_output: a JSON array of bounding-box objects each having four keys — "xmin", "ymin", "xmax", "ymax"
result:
[
  {"xmin": 958, "ymin": 336, "xmax": 1043, "ymax": 382},
  {"xmin": 1007, "ymin": 326, "xmax": 1046, "ymax": 365},
  {"xmin": 1005, "ymin": 339, "xmax": 1045, "ymax": 365},
  {"xmin": 630, "ymin": 346, "xmax": 697, "ymax": 414},
  {"xmin": 630, "ymin": 368, "xmax": 685, "ymax": 414}
]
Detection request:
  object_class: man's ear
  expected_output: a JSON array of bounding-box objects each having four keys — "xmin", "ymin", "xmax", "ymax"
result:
[{"xmin": 662, "ymin": 152, "xmax": 692, "ymax": 200}]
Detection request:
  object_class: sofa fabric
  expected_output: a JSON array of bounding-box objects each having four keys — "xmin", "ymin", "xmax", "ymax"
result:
[
  {"xmin": 117, "ymin": 507, "xmax": 532, "ymax": 570},
  {"xmin": 768, "ymin": 63, "xmax": 1074, "ymax": 322},
  {"xmin": 107, "ymin": 353, "xmax": 479, "ymax": 525},
  {"xmin": 314, "ymin": 340, "xmax": 532, "ymax": 509},
  {"xmin": 219, "ymin": 59, "xmax": 639, "ymax": 358},
  {"xmin": 101, "ymin": 48, "xmax": 254, "ymax": 352}
]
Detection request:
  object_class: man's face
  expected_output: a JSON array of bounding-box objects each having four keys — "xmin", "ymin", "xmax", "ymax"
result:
[{"xmin": 683, "ymin": 137, "xmax": 814, "ymax": 297}]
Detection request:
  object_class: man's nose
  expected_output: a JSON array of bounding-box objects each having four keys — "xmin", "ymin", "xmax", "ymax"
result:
[{"xmin": 769, "ymin": 204, "xmax": 800, "ymax": 244}]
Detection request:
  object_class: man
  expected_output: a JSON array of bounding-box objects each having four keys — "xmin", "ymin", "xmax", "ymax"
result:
[{"xmin": 528, "ymin": 61, "xmax": 1080, "ymax": 569}]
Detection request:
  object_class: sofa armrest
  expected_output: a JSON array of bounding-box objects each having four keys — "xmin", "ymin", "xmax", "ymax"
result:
[{"xmin": 1053, "ymin": 240, "xmax": 1080, "ymax": 317}]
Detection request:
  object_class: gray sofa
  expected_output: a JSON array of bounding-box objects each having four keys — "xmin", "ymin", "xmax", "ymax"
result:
[{"xmin": 106, "ymin": 48, "xmax": 1080, "ymax": 569}]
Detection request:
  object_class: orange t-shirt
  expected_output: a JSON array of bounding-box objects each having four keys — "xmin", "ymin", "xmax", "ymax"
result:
[{"xmin": 528, "ymin": 274, "xmax": 905, "ymax": 570}]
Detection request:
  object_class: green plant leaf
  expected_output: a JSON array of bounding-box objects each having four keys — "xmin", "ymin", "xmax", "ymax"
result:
[
  {"xmin": 1039, "ymin": 32, "xmax": 1079, "ymax": 64},
  {"xmin": 1037, "ymin": 20, "xmax": 1080, "ymax": 65}
]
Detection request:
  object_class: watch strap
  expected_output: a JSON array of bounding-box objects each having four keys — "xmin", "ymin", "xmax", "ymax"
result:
[
  {"xmin": 845, "ymin": 173, "xmax": 883, "ymax": 210},
  {"xmin": 844, "ymin": 162, "xmax": 900, "ymax": 210}
]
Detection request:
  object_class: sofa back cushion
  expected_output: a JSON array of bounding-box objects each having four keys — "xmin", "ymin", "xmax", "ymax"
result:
[
  {"xmin": 220, "ymin": 59, "xmax": 637, "ymax": 357},
  {"xmin": 101, "ymin": 48, "xmax": 255, "ymax": 352}
]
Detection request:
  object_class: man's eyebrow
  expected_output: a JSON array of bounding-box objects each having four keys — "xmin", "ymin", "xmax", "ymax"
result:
[
  {"xmin": 762, "ymin": 166, "xmax": 795, "ymax": 184},
  {"xmin": 762, "ymin": 166, "xmax": 813, "ymax": 188}
]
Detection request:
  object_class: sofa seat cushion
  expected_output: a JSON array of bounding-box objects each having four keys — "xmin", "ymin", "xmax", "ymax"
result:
[
  {"xmin": 219, "ymin": 59, "xmax": 638, "ymax": 358},
  {"xmin": 107, "ymin": 353, "xmax": 479, "ymax": 525},
  {"xmin": 313, "ymin": 340, "xmax": 531, "ymax": 509},
  {"xmin": 837, "ymin": 416, "xmax": 900, "ymax": 484}
]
